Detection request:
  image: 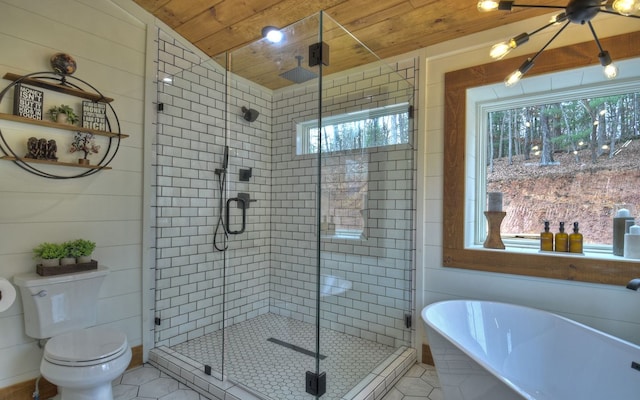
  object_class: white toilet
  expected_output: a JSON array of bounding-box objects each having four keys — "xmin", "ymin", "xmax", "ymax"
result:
[{"xmin": 14, "ymin": 266, "xmax": 132, "ymax": 400}]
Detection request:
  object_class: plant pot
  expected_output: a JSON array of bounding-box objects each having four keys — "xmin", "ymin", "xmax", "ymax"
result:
[
  {"xmin": 40, "ymin": 258, "xmax": 60, "ymax": 267},
  {"xmin": 78, "ymin": 255, "xmax": 92, "ymax": 263},
  {"xmin": 78, "ymin": 158, "xmax": 90, "ymax": 165},
  {"xmin": 56, "ymin": 113, "xmax": 70, "ymax": 124},
  {"xmin": 60, "ymin": 257, "xmax": 76, "ymax": 265}
]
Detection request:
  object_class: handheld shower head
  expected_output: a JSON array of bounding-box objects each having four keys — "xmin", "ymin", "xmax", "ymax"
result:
[{"xmin": 242, "ymin": 106, "xmax": 259, "ymax": 122}]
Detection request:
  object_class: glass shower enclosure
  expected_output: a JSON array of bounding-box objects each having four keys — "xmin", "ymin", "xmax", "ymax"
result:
[{"xmin": 153, "ymin": 11, "xmax": 416, "ymax": 400}]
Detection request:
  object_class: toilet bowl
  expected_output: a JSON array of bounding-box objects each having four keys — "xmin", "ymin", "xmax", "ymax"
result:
[
  {"xmin": 13, "ymin": 268, "xmax": 132, "ymax": 400},
  {"xmin": 40, "ymin": 327, "xmax": 132, "ymax": 400}
]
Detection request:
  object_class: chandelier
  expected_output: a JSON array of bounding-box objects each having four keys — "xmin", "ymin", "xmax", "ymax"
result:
[{"xmin": 478, "ymin": 0, "xmax": 640, "ymax": 86}]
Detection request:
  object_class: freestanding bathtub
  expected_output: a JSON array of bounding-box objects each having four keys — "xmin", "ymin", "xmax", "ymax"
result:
[{"xmin": 422, "ymin": 300, "xmax": 640, "ymax": 400}]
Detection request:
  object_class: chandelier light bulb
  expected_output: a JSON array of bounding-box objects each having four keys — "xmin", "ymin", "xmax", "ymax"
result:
[
  {"xmin": 599, "ymin": 51, "xmax": 619, "ymax": 79},
  {"xmin": 490, "ymin": 33, "xmax": 529, "ymax": 60},
  {"xmin": 610, "ymin": 0, "xmax": 640, "ymax": 15},
  {"xmin": 603, "ymin": 63, "xmax": 619, "ymax": 79},
  {"xmin": 504, "ymin": 58, "xmax": 534, "ymax": 87},
  {"xmin": 490, "ymin": 41, "xmax": 512, "ymax": 59},
  {"xmin": 505, "ymin": 70, "xmax": 524, "ymax": 87},
  {"xmin": 550, "ymin": 12, "xmax": 567, "ymax": 24}
]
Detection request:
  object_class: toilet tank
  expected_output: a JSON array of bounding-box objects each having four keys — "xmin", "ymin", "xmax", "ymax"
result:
[{"xmin": 13, "ymin": 267, "xmax": 109, "ymax": 339}]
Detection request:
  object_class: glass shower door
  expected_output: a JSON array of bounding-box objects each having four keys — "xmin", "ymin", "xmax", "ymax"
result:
[
  {"xmin": 154, "ymin": 55, "xmax": 229, "ymax": 380},
  {"xmin": 316, "ymin": 13, "xmax": 415, "ymax": 400},
  {"xmin": 222, "ymin": 13, "xmax": 324, "ymax": 399}
]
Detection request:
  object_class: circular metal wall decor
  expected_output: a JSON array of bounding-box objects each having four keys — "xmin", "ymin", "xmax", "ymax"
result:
[{"xmin": 0, "ymin": 71, "xmax": 127, "ymax": 179}]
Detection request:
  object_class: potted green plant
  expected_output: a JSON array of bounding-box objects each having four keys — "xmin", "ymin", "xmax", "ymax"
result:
[
  {"xmin": 61, "ymin": 241, "xmax": 82, "ymax": 265},
  {"xmin": 33, "ymin": 242, "xmax": 65, "ymax": 267},
  {"xmin": 47, "ymin": 104, "xmax": 79, "ymax": 125},
  {"xmin": 71, "ymin": 239, "xmax": 96, "ymax": 263}
]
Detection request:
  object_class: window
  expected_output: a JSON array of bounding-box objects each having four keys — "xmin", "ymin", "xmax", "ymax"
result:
[
  {"xmin": 296, "ymin": 103, "xmax": 410, "ymax": 155},
  {"xmin": 298, "ymin": 103, "xmax": 410, "ymax": 239},
  {"xmin": 443, "ymin": 30, "xmax": 640, "ymax": 285},
  {"xmin": 476, "ymin": 83, "xmax": 640, "ymax": 250}
]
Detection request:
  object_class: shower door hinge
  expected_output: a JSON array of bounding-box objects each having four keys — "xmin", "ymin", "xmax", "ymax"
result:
[
  {"xmin": 305, "ymin": 371, "xmax": 326, "ymax": 397},
  {"xmin": 309, "ymin": 42, "xmax": 330, "ymax": 67},
  {"xmin": 405, "ymin": 313, "xmax": 412, "ymax": 329},
  {"xmin": 157, "ymin": 102, "xmax": 164, "ymax": 112},
  {"xmin": 408, "ymin": 105, "xmax": 414, "ymax": 119}
]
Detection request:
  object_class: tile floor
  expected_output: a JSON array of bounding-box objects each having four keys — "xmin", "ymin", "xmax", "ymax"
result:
[{"xmin": 112, "ymin": 362, "xmax": 442, "ymax": 400}]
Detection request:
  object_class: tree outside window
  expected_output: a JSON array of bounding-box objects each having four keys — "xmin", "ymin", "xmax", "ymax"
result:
[{"xmin": 485, "ymin": 91, "xmax": 640, "ymax": 246}]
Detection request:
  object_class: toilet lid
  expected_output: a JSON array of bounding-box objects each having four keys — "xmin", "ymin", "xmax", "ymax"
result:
[{"xmin": 44, "ymin": 327, "xmax": 128, "ymax": 366}]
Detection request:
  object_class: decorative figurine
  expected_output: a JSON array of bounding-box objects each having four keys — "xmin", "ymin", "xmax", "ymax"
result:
[
  {"xmin": 46, "ymin": 139, "xmax": 58, "ymax": 161},
  {"xmin": 25, "ymin": 137, "xmax": 39, "ymax": 159},
  {"xmin": 50, "ymin": 53, "xmax": 77, "ymax": 76}
]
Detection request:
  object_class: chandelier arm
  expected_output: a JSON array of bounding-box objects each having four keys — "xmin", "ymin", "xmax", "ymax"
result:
[
  {"xmin": 529, "ymin": 20, "xmax": 572, "ymax": 63},
  {"xmin": 599, "ymin": 9, "xmax": 640, "ymax": 18},
  {"xmin": 509, "ymin": 4, "xmax": 567, "ymax": 9},
  {"xmin": 587, "ymin": 21, "xmax": 605, "ymax": 53},
  {"xmin": 529, "ymin": 17, "xmax": 567, "ymax": 36}
]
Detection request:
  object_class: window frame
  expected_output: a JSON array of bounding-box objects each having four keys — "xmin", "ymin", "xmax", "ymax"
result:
[
  {"xmin": 443, "ymin": 31, "xmax": 640, "ymax": 286},
  {"xmin": 296, "ymin": 102, "xmax": 410, "ymax": 155}
]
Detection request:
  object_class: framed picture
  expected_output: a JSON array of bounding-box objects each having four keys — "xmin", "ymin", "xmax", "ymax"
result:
[
  {"xmin": 81, "ymin": 100, "xmax": 106, "ymax": 131},
  {"xmin": 13, "ymin": 84, "xmax": 44, "ymax": 120}
]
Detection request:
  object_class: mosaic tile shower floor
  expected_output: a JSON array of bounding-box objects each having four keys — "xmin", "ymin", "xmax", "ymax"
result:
[{"xmin": 169, "ymin": 313, "xmax": 404, "ymax": 400}]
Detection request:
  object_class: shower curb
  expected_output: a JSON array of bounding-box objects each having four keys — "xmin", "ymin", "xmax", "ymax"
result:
[
  {"xmin": 149, "ymin": 345, "xmax": 416, "ymax": 400},
  {"xmin": 341, "ymin": 347, "xmax": 416, "ymax": 400}
]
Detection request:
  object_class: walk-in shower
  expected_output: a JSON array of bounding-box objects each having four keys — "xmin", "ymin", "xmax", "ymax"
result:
[{"xmin": 150, "ymin": 11, "xmax": 417, "ymax": 400}]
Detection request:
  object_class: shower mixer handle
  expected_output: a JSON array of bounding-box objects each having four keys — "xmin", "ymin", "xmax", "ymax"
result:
[{"xmin": 225, "ymin": 197, "xmax": 246, "ymax": 235}]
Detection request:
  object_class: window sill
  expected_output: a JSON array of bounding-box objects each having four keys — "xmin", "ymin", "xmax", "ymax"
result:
[
  {"xmin": 468, "ymin": 243, "xmax": 640, "ymax": 263},
  {"xmin": 444, "ymin": 244, "xmax": 640, "ymax": 286}
]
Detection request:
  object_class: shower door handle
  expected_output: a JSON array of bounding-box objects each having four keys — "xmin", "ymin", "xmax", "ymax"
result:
[{"xmin": 225, "ymin": 197, "xmax": 246, "ymax": 235}]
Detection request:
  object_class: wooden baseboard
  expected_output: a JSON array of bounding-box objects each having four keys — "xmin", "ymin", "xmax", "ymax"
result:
[
  {"xmin": 422, "ymin": 343, "xmax": 434, "ymax": 366},
  {"xmin": 0, "ymin": 345, "xmax": 143, "ymax": 400},
  {"xmin": 130, "ymin": 345, "xmax": 144, "ymax": 370}
]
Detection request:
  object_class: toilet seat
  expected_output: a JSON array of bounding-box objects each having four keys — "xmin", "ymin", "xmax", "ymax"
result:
[{"xmin": 44, "ymin": 327, "xmax": 128, "ymax": 367}]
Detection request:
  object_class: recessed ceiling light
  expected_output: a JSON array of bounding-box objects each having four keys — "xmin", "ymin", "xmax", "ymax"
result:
[{"xmin": 262, "ymin": 26, "xmax": 283, "ymax": 43}]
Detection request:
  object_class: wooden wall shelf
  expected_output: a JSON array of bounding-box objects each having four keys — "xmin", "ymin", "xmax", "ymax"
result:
[
  {"xmin": 0, "ymin": 113, "xmax": 128, "ymax": 138},
  {"xmin": 1, "ymin": 156, "xmax": 112, "ymax": 170},
  {"xmin": 2, "ymin": 73, "xmax": 114, "ymax": 103}
]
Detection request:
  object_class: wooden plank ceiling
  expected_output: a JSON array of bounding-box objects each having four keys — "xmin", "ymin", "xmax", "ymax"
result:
[{"xmin": 132, "ymin": 0, "xmax": 573, "ymax": 89}]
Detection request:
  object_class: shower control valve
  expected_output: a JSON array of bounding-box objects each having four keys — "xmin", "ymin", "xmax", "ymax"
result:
[{"xmin": 237, "ymin": 192, "xmax": 257, "ymax": 209}]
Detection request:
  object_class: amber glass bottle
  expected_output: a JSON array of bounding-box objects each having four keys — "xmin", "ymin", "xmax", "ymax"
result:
[
  {"xmin": 555, "ymin": 222, "xmax": 569, "ymax": 252},
  {"xmin": 540, "ymin": 221, "xmax": 553, "ymax": 251},
  {"xmin": 569, "ymin": 222, "xmax": 583, "ymax": 253}
]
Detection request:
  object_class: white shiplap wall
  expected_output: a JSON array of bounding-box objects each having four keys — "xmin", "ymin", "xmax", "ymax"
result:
[{"xmin": 0, "ymin": 0, "xmax": 146, "ymax": 388}]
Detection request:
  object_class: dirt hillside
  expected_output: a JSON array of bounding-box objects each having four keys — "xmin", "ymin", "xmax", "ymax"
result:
[{"xmin": 487, "ymin": 140, "xmax": 640, "ymax": 244}]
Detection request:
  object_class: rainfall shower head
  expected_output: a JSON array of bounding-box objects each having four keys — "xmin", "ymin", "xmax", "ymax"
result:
[{"xmin": 279, "ymin": 55, "xmax": 318, "ymax": 84}]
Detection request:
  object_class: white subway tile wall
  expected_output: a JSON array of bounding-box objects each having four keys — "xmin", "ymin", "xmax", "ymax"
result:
[{"xmin": 153, "ymin": 27, "xmax": 417, "ymax": 358}]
